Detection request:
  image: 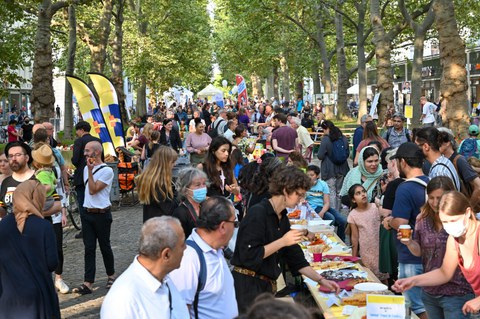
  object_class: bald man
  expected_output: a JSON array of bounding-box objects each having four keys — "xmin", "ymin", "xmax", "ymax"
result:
[
  {"xmin": 72, "ymin": 140, "xmax": 115, "ymax": 295},
  {"xmin": 42, "ymin": 121, "xmax": 58, "ymax": 147}
]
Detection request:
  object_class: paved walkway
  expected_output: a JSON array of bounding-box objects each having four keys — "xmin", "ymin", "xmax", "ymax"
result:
[{"xmin": 59, "ymin": 204, "xmax": 143, "ymax": 318}]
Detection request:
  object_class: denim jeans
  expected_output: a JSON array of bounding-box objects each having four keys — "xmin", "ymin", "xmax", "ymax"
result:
[
  {"xmin": 398, "ymin": 263, "xmax": 425, "ymax": 315},
  {"xmin": 81, "ymin": 210, "xmax": 115, "ymax": 283},
  {"xmin": 315, "ymin": 206, "xmax": 347, "ymax": 242},
  {"xmin": 422, "ymin": 291, "xmax": 475, "ymax": 319}
]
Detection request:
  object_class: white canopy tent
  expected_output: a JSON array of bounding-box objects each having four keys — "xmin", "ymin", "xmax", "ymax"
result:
[
  {"xmin": 197, "ymin": 84, "xmax": 223, "ymax": 98},
  {"xmin": 347, "ymin": 84, "xmax": 373, "ymax": 95}
]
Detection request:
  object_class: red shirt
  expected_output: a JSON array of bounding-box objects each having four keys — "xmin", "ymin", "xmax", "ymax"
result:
[
  {"xmin": 7, "ymin": 125, "xmax": 18, "ymax": 142},
  {"xmin": 455, "ymin": 225, "xmax": 480, "ymax": 296}
]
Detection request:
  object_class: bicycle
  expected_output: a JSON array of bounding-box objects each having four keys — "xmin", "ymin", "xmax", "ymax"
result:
[{"xmin": 66, "ymin": 187, "xmax": 81, "ymax": 230}]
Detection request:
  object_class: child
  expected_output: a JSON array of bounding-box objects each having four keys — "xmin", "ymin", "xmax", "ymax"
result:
[
  {"xmin": 306, "ymin": 165, "xmax": 347, "ymax": 241},
  {"xmin": 31, "ymin": 144, "xmax": 58, "ymax": 211},
  {"xmin": 287, "ymin": 151, "xmax": 308, "ymax": 171},
  {"xmin": 230, "ymin": 148, "xmax": 244, "ymax": 179},
  {"xmin": 347, "ymin": 184, "xmax": 387, "ymax": 281}
]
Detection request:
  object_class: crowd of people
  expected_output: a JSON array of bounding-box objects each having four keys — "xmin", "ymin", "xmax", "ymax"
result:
[{"xmin": 1, "ymin": 94, "xmax": 480, "ymax": 318}]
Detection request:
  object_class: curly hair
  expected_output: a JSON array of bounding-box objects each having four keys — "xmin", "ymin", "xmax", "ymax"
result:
[
  {"xmin": 269, "ymin": 166, "xmax": 312, "ymax": 196},
  {"xmin": 251, "ymin": 157, "xmax": 283, "ymax": 195}
]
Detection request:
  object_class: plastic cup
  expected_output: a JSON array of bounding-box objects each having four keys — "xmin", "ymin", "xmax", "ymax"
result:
[
  {"xmin": 399, "ymin": 225, "xmax": 412, "ymax": 242},
  {"xmin": 291, "ymin": 224, "xmax": 306, "ymax": 231},
  {"xmin": 313, "ymin": 253, "xmax": 323, "ymax": 262}
]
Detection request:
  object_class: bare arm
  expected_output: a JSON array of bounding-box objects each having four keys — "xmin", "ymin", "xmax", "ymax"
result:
[
  {"xmin": 317, "ymin": 193, "xmax": 330, "ymax": 218},
  {"xmin": 350, "ymin": 222, "xmax": 359, "ymax": 257},
  {"xmin": 272, "ymin": 139, "xmax": 294, "ymax": 154}
]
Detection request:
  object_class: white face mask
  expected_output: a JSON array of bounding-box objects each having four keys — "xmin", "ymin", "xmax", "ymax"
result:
[{"xmin": 443, "ymin": 213, "xmax": 469, "ymax": 238}]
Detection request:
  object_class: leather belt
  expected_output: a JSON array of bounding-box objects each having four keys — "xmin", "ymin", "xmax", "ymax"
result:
[
  {"xmin": 86, "ymin": 207, "xmax": 111, "ymax": 214},
  {"xmin": 233, "ymin": 266, "xmax": 277, "ymax": 293}
]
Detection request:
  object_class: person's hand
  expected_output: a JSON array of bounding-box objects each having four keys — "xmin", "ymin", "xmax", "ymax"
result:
[
  {"xmin": 382, "ymin": 216, "xmax": 393, "ymax": 230},
  {"xmin": 392, "ymin": 278, "xmax": 415, "ymax": 293},
  {"xmin": 462, "ymin": 296, "xmax": 480, "ymax": 315},
  {"xmin": 306, "ymin": 231, "xmax": 316, "ymax": 241},
  {"xmin": 86, "ymin": 157, "xmax": 95, "ymax": 170},
  {"xmin": 319, "ymin": 278, "xmax": 341, "ymax": 294},
  {"xmin": 282, "ymin": 230, "xmax": 304, "ymax": 246},
  {"xmin": 397, "ymin": 230, "xmax": 412, "ymax": 245}
]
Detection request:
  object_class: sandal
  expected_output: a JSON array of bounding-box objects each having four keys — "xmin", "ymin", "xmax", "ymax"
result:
[
  {"xmin": 106, "ymin": 277, "xmax": 116, "ymax": 289},
  {"xmin": 72, "ymin": 284, "xmax": 92, "ymax": 295}
]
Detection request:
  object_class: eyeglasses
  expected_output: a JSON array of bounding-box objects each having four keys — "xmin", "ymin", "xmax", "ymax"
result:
[
  {"xmin": 8, "ymin": 153, "xmax": 25, "ymax": 159},
  {"xmin": 224, "ymin": 220, "xmax": 239, "ymax": 228}
]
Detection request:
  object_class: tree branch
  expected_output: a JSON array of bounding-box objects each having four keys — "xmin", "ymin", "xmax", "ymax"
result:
[{"xmin": 319, "ymin": 0, "xmax": 358, "ymax": 30}]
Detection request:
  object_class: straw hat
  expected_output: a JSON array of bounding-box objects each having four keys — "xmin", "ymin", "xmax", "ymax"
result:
[{"xmin": 32, "ymin": 144, "xmax": 54, "ymax": 166}]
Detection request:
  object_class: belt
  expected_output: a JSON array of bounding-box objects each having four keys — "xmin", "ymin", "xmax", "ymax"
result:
[
  {"xmin": 233, "ymin": 266, "xmax": 277, "ymax": 293},
  {"xmin": 86, "ymin": 207, "xmax": 111, "ymax": 214}
]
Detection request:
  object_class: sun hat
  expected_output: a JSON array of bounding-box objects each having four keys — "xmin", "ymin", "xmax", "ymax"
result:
[{"xmin": 31, "ymin": 144, "xmax": 55, "ymax": 166}]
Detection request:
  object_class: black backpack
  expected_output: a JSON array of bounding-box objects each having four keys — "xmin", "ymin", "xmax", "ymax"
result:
[{"xmin": 208, "ymin": 119, "xmax": 224, "ymax": 138}]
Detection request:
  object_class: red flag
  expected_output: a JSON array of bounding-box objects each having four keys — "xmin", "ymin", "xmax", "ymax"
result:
[{"xmin": 236, "ymin": 74, "xmax": 248, "ymax": 107}]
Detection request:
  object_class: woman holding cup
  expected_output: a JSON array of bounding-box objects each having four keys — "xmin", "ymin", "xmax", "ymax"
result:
[
  {"xmin": 393, "ymin": 190, "xmax": 480, "ymax": 317},
  {"xmin": 231, "ymin": 166, "xmax": 340, "ymax": 313}
]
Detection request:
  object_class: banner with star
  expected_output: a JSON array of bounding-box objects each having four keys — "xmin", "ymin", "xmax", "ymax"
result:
[
  {"xmin": 88, "ymin": 73, "xmax": 125, "ymax": 148},
  {"xmin": 66, "ymin": 75, "xmax": 116, "ymax": 156}
]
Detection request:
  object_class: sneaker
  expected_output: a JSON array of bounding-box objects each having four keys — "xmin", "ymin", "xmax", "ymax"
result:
[{"xmin": 55, "ymin": 279, "xmax": 70, "ymax": 294}]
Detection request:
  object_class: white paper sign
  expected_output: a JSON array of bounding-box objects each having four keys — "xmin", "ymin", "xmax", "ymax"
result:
[
  {"xmin": 370, "ymin": 93, "xmax": 381, "ymax": 117},
  {"xmin": 366, "ymin": 294, "xmax": 405, "ymax": 318}
]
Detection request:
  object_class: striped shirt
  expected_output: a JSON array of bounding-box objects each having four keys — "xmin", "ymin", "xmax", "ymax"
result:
[{"xmin": 429, "ymin": 155, "xmax": 461, "ymax": 190}]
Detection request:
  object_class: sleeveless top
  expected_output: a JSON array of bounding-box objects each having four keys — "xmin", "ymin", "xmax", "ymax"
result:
[{"xmin": 455, "ymin": 224, "xmax": 480, "ymax": 296}]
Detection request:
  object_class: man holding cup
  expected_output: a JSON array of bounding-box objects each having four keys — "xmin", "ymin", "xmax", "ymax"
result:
[{"xmin": 382, "ymin": 142, "xmax": 429, "ymax": 319}]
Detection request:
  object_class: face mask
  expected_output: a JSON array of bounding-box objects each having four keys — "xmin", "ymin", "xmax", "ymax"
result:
[
  {"xmin": 443, "ymin": 213, "xmax": 469, "ymax": 238},
  {"xmin": 190, "ymin": 187, "xmax": 207, "ymax": 203}
]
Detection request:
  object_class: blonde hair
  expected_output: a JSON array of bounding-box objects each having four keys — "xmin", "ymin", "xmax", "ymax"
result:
[
  {"xmin": 142, "ymin": 123, "xmax": 154, "ymax": 141},
  {"xmin": 137, "ymin": 146, "xmax": 178, "ymax": 204}
]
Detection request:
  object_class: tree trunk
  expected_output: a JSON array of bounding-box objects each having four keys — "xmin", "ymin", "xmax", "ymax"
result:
[
  {"xmin": 250, "ymin": 74, "xmax": 263, "ymax": 98},
  {"xmin": 335, "ymin": 2, "xmax": 349, "ymax": 120},
  {"xmin": 136, "ymin": 78, "xmax": 147, "ymax": 117},
  {"xmin": 356, "ymin": 1, "xmax": 368, "ymax": 123},
  {"xmin": 295, "ymin": 81, "xmax": 303, "ymax": 100},
  {"xmin": 31, "ymin": 1, "xmax": 56, "ymax": 123},
  {"xmin": 64, "ymin": 5, "xmax": 76, "ymax": 140},
  {"xmin": 371, "ymin": 0, "xmax": 394, "ymax": 125},
  {"xmin": 111, "ymin": 0, "xmax": 129, "ymax": 126},
  {"xmin": 432, "ymin": 0, "xmax": 469, "ymax": 137},
  {"xmin": 311, "ymin": 61, "xmax": 321, "ymax": 96},
  {"xmin": 411, "ymin": 34, "xmax": 426, "ymax": 125},
  {"xmin": 273, "ymin": 64, "xmax": 279, "ymax": 100},
  {"xmin": 280, "ymin": 55, "xmax": 290, "ymax": 102},
  {"xmin": 315, "ymin": 15, "xmax": 332, "ymax": 94}
]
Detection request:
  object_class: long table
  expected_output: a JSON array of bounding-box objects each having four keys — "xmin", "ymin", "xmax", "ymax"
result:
[{"xmin": 303, "ymin": 231, "xmax": 419, "ymax": 319}]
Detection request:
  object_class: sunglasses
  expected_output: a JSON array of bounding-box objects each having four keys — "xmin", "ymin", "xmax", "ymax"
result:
[{"xmin": 224, "ymin": 220, "xmax": 239, "ymax": 228}]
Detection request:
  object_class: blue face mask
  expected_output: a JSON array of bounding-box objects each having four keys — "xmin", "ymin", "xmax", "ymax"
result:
[{"xmin": 190, "ymin": 187, "xmax": 207, "ymax": 203}]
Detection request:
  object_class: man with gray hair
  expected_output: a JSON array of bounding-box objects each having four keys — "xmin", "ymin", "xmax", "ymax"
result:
[
  {"xmin": 101, "ymin": 216, "xmax": 189, "ymax": 319},
  {"xmin": 211, "ymin": 108, "xmax": 227, "ymax": 136},
  {"xmin": 169, "ymin": 196, "xmax": 238, "ymax": 319},
  {"xmin": 382, "ymin": 113, "xmax": 411, "ymax": 148},
  {"xmin": 352, "ymin": 114, "xmax": 373, "ymax": 153},
  {"xmin": 289, "ymin": 117, "xmax": 314, "ymax": 158}
]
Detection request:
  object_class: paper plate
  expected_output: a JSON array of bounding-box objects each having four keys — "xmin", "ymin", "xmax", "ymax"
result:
[{"xmin": 353, "ymin": 282, "xmax": 388, "ymax": 292}]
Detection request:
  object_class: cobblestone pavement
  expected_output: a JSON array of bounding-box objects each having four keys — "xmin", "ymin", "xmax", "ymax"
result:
[{"xmin": 58, "ymin": 204, "xmax": 143, "ymax": 318}]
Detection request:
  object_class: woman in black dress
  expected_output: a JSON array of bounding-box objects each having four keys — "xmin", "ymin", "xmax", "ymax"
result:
[
  {"xmin": 231, "ymin": 166, "xmax": 340, "ymax": 313},
  {"xmin": 202, "ymin": 136, "xmax": 240, "ymax": 198},
  {"xmin": 160, "ymin": 118, "xmax": 183, "ymax": 152},
  {"xmin": 137, "ymin": 146, "xmax": 178, "ymax": 222}
]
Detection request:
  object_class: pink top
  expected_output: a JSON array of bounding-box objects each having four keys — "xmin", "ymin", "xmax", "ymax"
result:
[
  {"xmin": 455, "ymin": 225, "xmax": 480, "ymax": 296},
  {"xmin": 185, "ymin": 132, "xmax": 212, "ymax": 154},
  {"xmin": 356, "ymin": 137, "xmax": 389, "ymax": 153}
]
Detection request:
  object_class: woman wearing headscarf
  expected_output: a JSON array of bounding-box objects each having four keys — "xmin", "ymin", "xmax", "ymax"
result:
[
  {"xmin": 0, "ymin": 180, "xmax": 60, "ymax": 319},
  {"xmin": 340, "ymin": 146, "xmax": 383, "ymax": 205}
]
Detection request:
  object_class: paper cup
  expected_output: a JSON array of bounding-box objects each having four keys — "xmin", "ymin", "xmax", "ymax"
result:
[
  {"xmin": 399, "ymin": 225, "xmax": 412, "ymax": 242},
  {"xmin": 313, "ymin": 253, "xmax": 323, "ymax": 262},
  {"xmin": 291, "ymin": 224, "xmax": 307, "ymax": 230}
]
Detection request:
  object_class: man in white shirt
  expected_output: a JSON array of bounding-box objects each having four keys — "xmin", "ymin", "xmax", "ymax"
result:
[
  {"xmin": 223, "ymin": 120, "xmax": 237, "ymax": 142},
  {"xmin": 419, "ymin": 96, "xmax": 436, "ymax": 127},
  {"xmin": 101, "ymin": 217, "xmax": 189, "ymax": 319},
  {"xmin": 169, "ymin": 196, "xmax": 238, "ymax": 319},
  {"xmin": 211, "ymin": 109, "xmax": 227, "ymax": 136},
  {"xmin": 72, "ymin": 141, "xmax": 115, "ymax": 295},
  {"xmin": 289, "ymin": 117, "xmax": 314, "ymax": 157}
]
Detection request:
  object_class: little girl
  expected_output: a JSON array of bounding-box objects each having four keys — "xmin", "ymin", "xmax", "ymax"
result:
[
  {"xmin": 347, "ymin": 184, "xmax": 388, "ymax": 281},
  {"xmin": 141, "ymin": 130, "xmax": 160, "ymax": 168}
]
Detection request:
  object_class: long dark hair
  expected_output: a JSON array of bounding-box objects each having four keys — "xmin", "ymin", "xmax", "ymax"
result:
[
  {"xmin": 204, "ymin": 136, "xmax": 233, "ymax": 189},
  {"xmin": 419, "ymin": 176, "xmax": 455, "ymax": 231},
  {"xmin": 362, "ymin": 121, "xmax": 380, "ymax": 140},
  {"xmin": 321, "ymin": 120, "xmax": 342, "ymax": 141}
]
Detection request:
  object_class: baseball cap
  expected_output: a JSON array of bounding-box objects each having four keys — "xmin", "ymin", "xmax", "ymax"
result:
[
  {"xmin": 469, "ymin": 124, "xmax": 479, "ymax": 135},
  {"xmin": 390, "ymin": 142, "xmax": 423, "ymax": 160}
]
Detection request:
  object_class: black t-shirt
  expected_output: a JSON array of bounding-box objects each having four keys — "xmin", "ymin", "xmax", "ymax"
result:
[
  {"xmin": 21, "ymin": 123, "xmax": 33, "ymax": 142},
  {"xmin": 0, "ymin": 174, "xmax": 37, "ymax": 215},
  {"xmin": 382, "ymin": 178, "xmax": 404, "ymax": 210},
  {"xmin": 172, "ymin": 201, "xmax": 198, "ymax": 238}
]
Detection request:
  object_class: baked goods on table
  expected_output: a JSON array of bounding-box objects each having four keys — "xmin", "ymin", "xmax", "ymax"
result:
[
  {"xmin": 310, "ymin": 260, "xmax": 356, "ymax": 271},
  {"xmin": 342, "ymin": 293, "xmax": 367, "ymax": 307}
]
